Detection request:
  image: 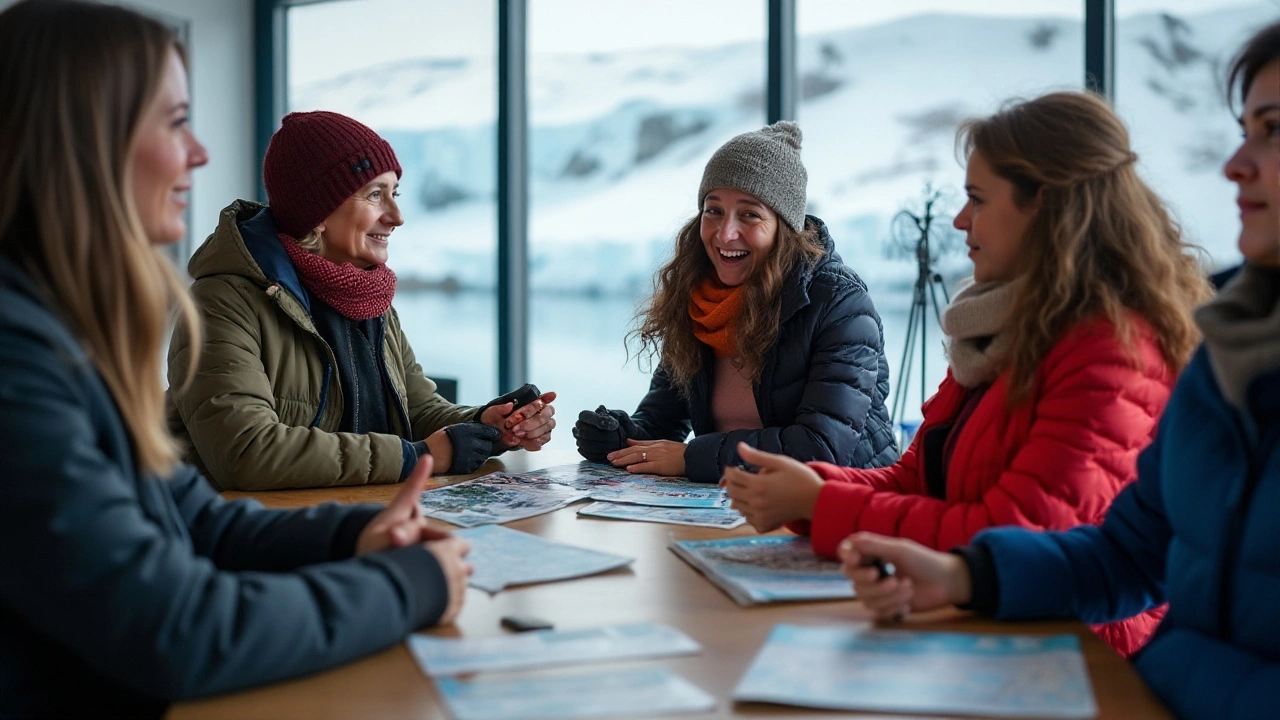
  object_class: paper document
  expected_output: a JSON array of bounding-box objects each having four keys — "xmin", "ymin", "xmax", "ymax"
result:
[
  {"xmin": 670, "ymin": 536, "xmax": 854, "ymax": 606},
  {"xmin": 734, "ymin": 624, "xmax": 1097, "ymax": 719},
  {"xmin": 436, "ymin": 667, "xmax": 716, "ymax": 720},
  {"xmin": 457, "ymin": 524, "xmax": 634, "ymax": 593},
  {"xmin": 527, "ymin": 463, "xmax": 725, "ymax": 508},
  {"xmin": 408, "ymin": 621, "xmax": 700, "ymax": 676},
  {"xmin": 419, "ymin": 472, "xmax": 589, "ymax": 527},
  {"xmin": 578, "ymin": 501, "xmax": 745, "ymax": 529}
]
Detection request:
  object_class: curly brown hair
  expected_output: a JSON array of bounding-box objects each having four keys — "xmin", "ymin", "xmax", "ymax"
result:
[
  {"xmin": 957, "ymin": 91, "xmax": 1212, "ymax": 405},
  {"xmin": 631, "ymin": 214, "xmax": 826, "ymax": 394}
]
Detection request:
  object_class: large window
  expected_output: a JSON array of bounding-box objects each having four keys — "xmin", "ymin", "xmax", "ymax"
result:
[
  {"xmin": 797, "ymin": 0, "xmax": 1084, "ymax": 422},
  {"xmin": 1115, "ymin": 0, "xmax": 1280, "ymax": 271},
  {"xmin": 527, "ymin": 0, "xmax": 766, "ymax": 451},
  {"xmin": 286, "ymin": 0, "xmax": 499, "ymax": 404}
]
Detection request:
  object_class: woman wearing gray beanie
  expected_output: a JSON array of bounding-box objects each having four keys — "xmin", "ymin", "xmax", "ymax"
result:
[{"xmin": 572, "ymin": 121, "xmax": 898, "ymax": 483}]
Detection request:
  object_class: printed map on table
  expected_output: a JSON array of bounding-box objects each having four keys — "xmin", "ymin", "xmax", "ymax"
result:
[
  {"xmin": 577, "ymin": 501, "xmax": 745, "ymax": 529},
  {"xmin": 418, "ymin": 472, "xmax": 589, "ymax": 527},
  {"xmin": 734, "ymin": 624, "xmax": 1097, "ymax": 719},
  {"xmin": 408, "ymin": 621, "xmax": 700, "ymax": 676},
  {"xmin": 457, "ymin": 524, "xmax": 634, "ymax": 593},
  {"xmin": 527, "ymin": 463, "xmax": 727, "ymax": 508},
  {"xmin": 437, "ymin": 667, "xmax": 716, "ymax": 720},
  {"xmin": 671, "ymin": 536, "xmax": 854, "ymax": 606}
]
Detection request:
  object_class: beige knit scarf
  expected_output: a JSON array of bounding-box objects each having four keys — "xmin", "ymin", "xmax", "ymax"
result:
[
  {"xmin": 1195, "ymin": 262, "xmax": 1280, "ymax": 410},
  {"xmin": 941, "ymin": 278, "xmax": 1019, "ymax": 388}
]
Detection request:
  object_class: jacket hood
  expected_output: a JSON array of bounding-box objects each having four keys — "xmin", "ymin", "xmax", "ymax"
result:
[
  {"xmin": 188, "ymin": 200, "xmax": 311, "ymax": 314},
  {"xmin": 777, "ymin": 214, "xmax": 843, "ymax": 322}
]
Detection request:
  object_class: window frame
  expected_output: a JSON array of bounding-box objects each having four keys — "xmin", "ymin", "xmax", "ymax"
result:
[{"xmin": 254, "ymin": 0, "xmax": 1109, "ymax": 393}]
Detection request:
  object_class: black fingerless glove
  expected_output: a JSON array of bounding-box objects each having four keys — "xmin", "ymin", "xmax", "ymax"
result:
[
  {"xmin": 572, "ymin": 405, "xmax": 637, "ymax": 462},
  {"xmin": 443, "ymin": 422, "xmax": 502, "ymax": 474}
]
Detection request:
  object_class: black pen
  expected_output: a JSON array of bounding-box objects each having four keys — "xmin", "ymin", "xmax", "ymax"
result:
[{"xmin": 865, "ymin": 557, "xmax": 896, "ymax": 579}]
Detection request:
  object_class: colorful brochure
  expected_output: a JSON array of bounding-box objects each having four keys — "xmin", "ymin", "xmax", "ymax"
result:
[
  {"xmin": 457, "ymin": 524, "xmax": 634, "ymax": 593},
  {"xmin": 734, "ymin": 624, "xmax": 1097, "ymax": 719},
  {"xmin": 407, "ymin": 622, "xmax": 700, "ymax": 676},
  {"xmin": 577, "ymin": 500, "xmax": 745, "ymax": 529},
  {"xmin": 418, "ymin": 472, "xmax": 589, "ymax": 527},
  {"xmin": 436, "ymin": 667, "xmax": 716, "ymax": 720},
  {"xmin": 670, "ymin": 535, "xmax": 854, "ymax": 606},
  {"xmin": 527, "ymin": 463, "xmax": 726, "ymax": 508}
]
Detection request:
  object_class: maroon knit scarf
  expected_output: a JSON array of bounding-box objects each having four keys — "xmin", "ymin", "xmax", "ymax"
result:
[{"xmin": 279, "ymin": 233, "xmax": 397, "ymax": 320}]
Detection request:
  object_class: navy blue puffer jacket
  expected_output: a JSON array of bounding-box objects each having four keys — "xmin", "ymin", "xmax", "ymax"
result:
[
  {"xmin": 630, "ymin": 215, "xmax": 898, "ymax": 482},
  {"xmin": 972, "ymin": 341, "xmax": 1280, "ymax": 720}
]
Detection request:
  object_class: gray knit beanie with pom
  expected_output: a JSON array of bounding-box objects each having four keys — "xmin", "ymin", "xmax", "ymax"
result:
[{"xmin": 697, "ymin": 121, "xmax": 807, "ymax": 231}]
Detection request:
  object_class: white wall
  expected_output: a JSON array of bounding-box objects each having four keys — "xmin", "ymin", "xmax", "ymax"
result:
[
  {"xmin": 0, "ymin": 0, "xmax": 259, "ymax": 260},
  {"xmin": 126, "ymin": 0, "xmax": 258, "ymax": 258}
]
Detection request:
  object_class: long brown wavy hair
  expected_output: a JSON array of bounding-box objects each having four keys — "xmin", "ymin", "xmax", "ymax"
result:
[
  {"xmin": 957, "ymin": 91, "xmax": 1212, "ymax": 405},
  {"xmin": 632, "ymin": 213, "xmax": 826, "ymax": 393},
  {"xmin": 0, "ymin": 0, "xmax": 201, "ymax": 476}
]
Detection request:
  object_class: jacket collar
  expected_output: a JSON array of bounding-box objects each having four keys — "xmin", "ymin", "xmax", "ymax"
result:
[
  {"xmin": 237, "ymin": 207, "xmax": 311, "ymax": 315},
  {"xmin": 188, "ymin": 200, "xmax": 313, "ymax": 318},
  {"xmin": 777, "ymin": 214, "xmax": 839, "ymax": 324}
]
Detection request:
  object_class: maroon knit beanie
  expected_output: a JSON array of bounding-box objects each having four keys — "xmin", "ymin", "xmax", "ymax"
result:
[{"xmin": 262, "ymin": 111, "xmax": 403, "ymax": 238}]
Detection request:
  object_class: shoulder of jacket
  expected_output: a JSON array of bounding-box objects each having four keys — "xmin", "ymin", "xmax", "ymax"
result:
[
  {"xmin": 189, "ymin": 273, "xmax": 273, "ymax": 309},
  {"xmin": 1040, "ymin": 313, "xmax": 1172, "ymax": 390}
]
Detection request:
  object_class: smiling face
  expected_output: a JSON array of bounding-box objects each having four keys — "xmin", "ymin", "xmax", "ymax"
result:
[
  {"xmin": 1224, "ymin": 60, "xmax": 1280, "ymax": 266},
  {"xmin": 699, "ymin": 187, "xmax": 779, "ymax": 286},
  {"xmin": 953, "ymin": 150, "xmax": 1040, "ymax": 283},
  {"xmin": 314, "ymin": 171, "xmax": 404, "ymax": 268},
  {"xmin": 127, "ymin": 48, "xmax": 208, "ymax": 246}
]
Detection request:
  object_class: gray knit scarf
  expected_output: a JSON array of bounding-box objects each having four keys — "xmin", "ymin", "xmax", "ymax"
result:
[
  {"xmin": 1195, "ymin": 263, "xmax": 1280, "ymax": 410},
  {"xmin": 941, "ymin": 278, "xmax": 1019, "ymax": 388}
]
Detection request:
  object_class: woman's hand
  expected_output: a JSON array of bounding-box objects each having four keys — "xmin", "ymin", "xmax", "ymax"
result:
[
  {"xmin": 356, "ymin": 457, "xmax": 452, "ymax": 555},
  {"xmin": 424, "ymin": 535, "xmax": 473, "ymax": 626},
  {"xmin": 607, "ymin": 438, "xmax": 686, "ymax": 476},
  {"xmin": 838, "ymin": 532, "xmax": 972, "ymax": 621},
  {"xmin": 721, "ymin": 442, "xmax": 823, "ymax": 533},
  {"xmin": 480, "ymin": 391, "xmax": 558, "ymax": 451}
]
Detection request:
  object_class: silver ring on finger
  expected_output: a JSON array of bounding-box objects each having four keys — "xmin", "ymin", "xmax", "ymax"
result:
[{"xmin": 642, "ymin": 452, "xmax": 648, "ymax": 461}]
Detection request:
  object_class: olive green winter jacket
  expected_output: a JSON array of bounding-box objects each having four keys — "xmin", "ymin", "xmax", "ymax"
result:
[{"xmin": 167, "ymin": 200, "xmax": 478, "ymax": 490}]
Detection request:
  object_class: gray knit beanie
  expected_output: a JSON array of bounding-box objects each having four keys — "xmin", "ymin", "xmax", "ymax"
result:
[{"xmin": 697, "ymin": 121, "xmax": 807, "ymax": 231}]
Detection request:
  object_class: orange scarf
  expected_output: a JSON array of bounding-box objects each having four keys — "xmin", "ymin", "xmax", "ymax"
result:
[{"xmin": 689, "ymin": 276, "xmax": 745, "ymax": 358}]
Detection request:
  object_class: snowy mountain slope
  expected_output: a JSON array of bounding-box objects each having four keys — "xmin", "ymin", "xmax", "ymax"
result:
[{"xmin": 287, "ymin": 5, "xmax": 1274, "ymax": 290}]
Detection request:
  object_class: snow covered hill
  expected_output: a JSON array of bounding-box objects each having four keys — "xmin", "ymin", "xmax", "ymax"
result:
[{"xmin": 289, "ymin": 4, "xmax": 1273, "ymax": 292}]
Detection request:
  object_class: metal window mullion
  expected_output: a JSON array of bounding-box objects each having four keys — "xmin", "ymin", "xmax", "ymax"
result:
[
  {"xmin": 497, "ymin": 0, "xmax": 529, "ymax": 392},
  {"xmin": 1085, "ymin": 0, "xmax": 1115, "ymax": 99},
  {"xmin": 767, "ymin": 0, "xmax": 796, "ymax": 123},
  {"xmin": 254, "ymin": 0, "xmax": 288, "ymax": 203}
]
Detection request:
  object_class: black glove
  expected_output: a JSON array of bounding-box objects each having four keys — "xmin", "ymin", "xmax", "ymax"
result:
[
  {"xmin": 443, "ymin": 422, "xmax": 502, "ymax": 474},
  {"xmin": 572, "ymin": 405, "xmax": 637, "ymax": 462}
]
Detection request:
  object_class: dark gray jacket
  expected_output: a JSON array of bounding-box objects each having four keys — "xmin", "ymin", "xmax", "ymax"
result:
[
  {"xmin": 633, "ymin": 216, "xmax": 899, "ymax": 482},
  {"xmin": 0, "ymin": 259, "xmax": 447, "ymax": 719}
]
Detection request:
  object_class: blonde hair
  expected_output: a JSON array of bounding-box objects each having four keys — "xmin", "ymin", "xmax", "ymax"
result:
[
  {"xmin": 0, "ymin": 0, "xmax": 201, "ymax": 476},
  {"xmin": 632, "ymin": 214, "xmax": 825, "ymax": 393},
  {"xmin": 957, "ymin": 91, "xmax": 1212, "ymax": 404}
]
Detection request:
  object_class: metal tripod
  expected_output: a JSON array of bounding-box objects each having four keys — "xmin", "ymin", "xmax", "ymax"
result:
[{"xmin": 888, "ymin": 187, "xmax": 955, "ymax": 429}]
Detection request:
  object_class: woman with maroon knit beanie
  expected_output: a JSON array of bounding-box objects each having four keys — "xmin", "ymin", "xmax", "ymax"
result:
[{"xmin": 167, "ymin": 110, "xmax": 557, "ymax": 490}]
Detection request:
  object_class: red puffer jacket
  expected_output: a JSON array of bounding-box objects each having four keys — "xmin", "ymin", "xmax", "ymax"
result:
[{"xmin": 792, "ymin": 315, "xmax": 1172, "ymax": 657}]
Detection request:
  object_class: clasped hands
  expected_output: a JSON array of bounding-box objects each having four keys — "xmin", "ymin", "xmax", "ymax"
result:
[
  {"xmin": 572, "ymin": 405, "xmax": 686, "ymax": 476},
  {"xmin": 427, "ymin": 389, "xmax": 558, "ymax": 475}
]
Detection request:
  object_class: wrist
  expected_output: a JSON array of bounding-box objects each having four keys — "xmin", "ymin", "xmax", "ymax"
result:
[
  {"xmin": 797, "ymin": 471, "xmax": 823, "ymax": 520},
  {"xmin": 945, "ymin": 553, "xmax": 973, "ymax": 607},
  {"xmin": 427, "ymin": 430, "xmax": 453, "ymax": 474}
]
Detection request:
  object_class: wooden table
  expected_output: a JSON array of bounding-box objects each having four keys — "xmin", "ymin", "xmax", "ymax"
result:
[{"xmin": 170, "ymin": 450, "xmax": 1170, "ymax": 720}]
